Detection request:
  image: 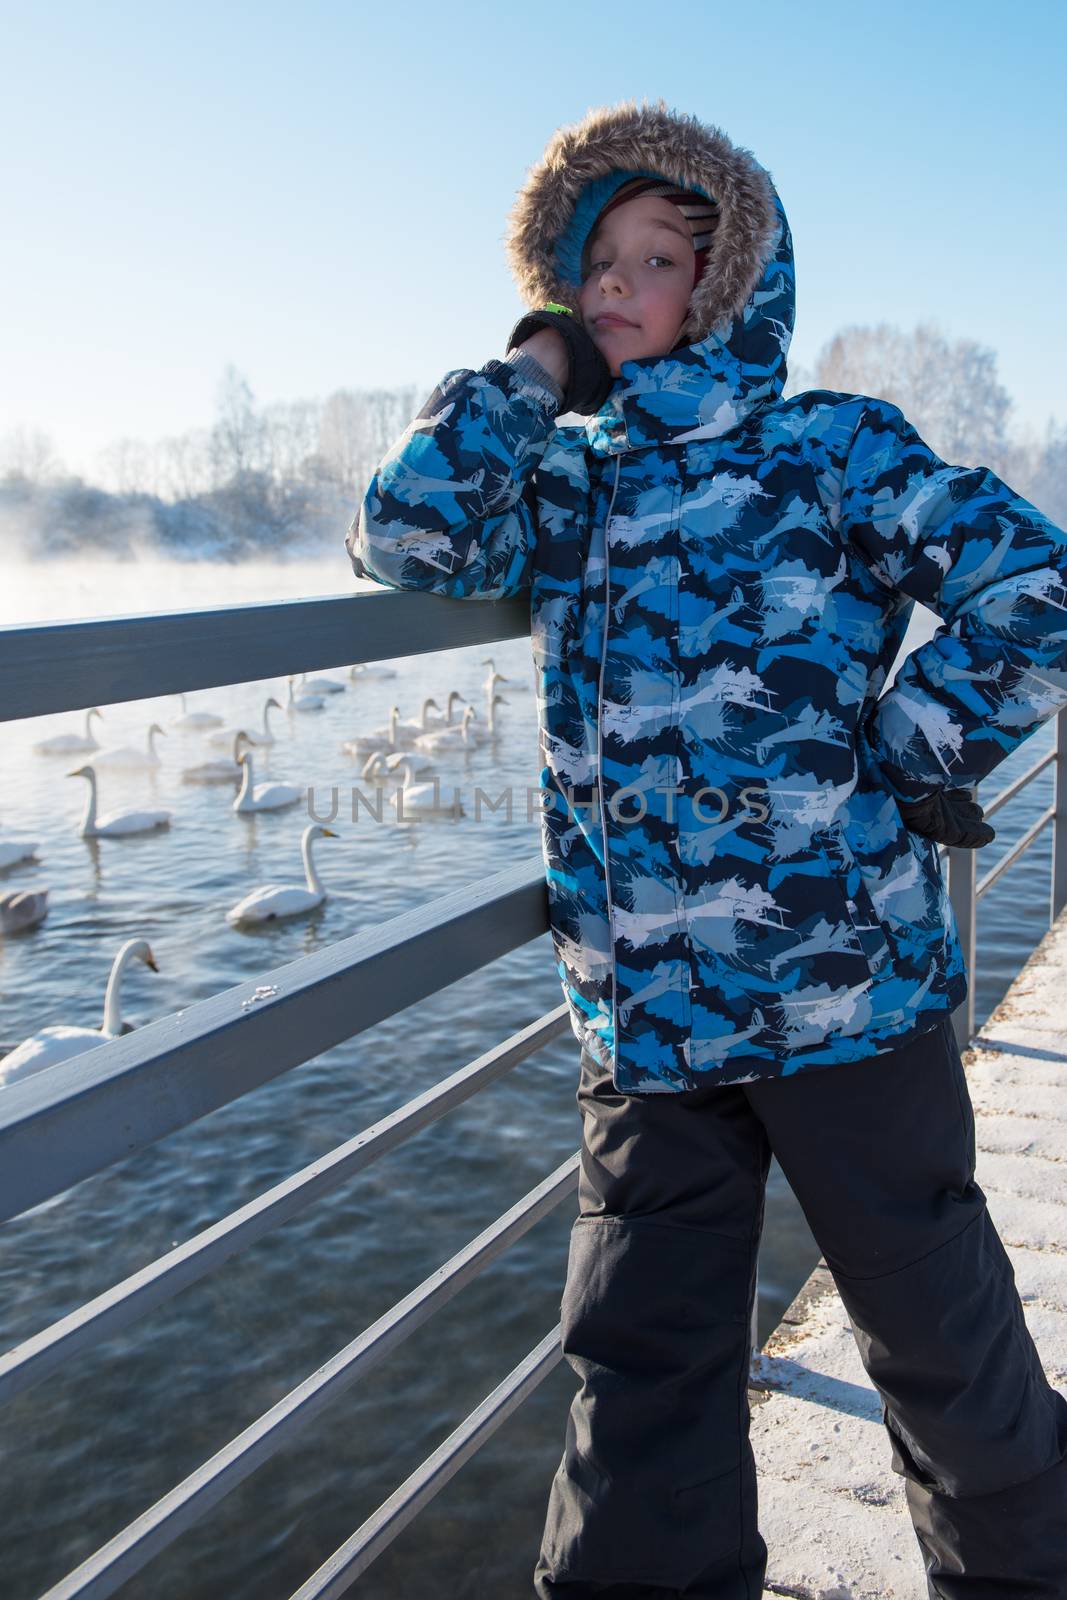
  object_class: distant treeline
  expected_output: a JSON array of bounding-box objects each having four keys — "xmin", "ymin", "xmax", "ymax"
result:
[
  {"xmin": 0, "ymin": 467, "xmax": 354, "ymax": 562},
  {"xmin": 0, "ymin": 370, "xmax": 420, "ymax": 561}
]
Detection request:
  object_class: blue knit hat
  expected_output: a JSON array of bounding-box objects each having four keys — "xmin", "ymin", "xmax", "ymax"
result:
[
  {"xmin": 581, "ymin": 175, "xmax": 719, "ymax": 289},
  {"xmin": 559, "ymin": 171, "xmax": 716, "ymax": 294}
]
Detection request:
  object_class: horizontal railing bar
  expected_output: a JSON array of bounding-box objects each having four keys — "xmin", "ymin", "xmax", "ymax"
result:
[
  {"xmin": 980, "ymin": 748, "xmax": 1056, "ymax": 821},
  {"xmin": 0, "ymin": 590, "xmax": 529, "ymax": 722},
  {"xmin": 289, "ymin": 1327, "xmax": 564, "ymax": 1600},
  {"xmin": 0, "ymin": 1005, "xmax": 572, "ymax": 1408},
  {"xmin": 0, "ymin": 855, "xmax": 548, "ymax": 1225},
  {"xmin": 976, "ymin": 803, "xmax": 1055, "ymax": 901},
  {"xmin": 40, "ymin": 1155, "xmax": 580, "ymax": 1600}
]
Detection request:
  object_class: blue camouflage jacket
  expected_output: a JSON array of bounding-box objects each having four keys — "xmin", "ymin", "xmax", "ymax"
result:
[{"xmin": 346, "ymin": 103, "xmax": 1067, "ymax": 1093}]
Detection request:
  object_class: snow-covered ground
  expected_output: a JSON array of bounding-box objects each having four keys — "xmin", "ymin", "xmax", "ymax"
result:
[{"xmin": 751, "ymin": 910, "xmax": 1067, "ymax": 1599}]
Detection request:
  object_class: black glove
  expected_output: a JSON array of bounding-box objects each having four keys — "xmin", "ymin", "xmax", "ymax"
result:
[
  {"xmin": 897, "ymin": 786, "xmax": 996, "ymax": 849},
  {"xmin": 506, "ymin": 305, "xmax": 614, "ymax": 416}
]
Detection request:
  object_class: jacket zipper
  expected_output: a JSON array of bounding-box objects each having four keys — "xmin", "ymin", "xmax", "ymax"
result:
[{"xmin": 597, "ymin": 454, "xmax": 623, "ymax": 1068}]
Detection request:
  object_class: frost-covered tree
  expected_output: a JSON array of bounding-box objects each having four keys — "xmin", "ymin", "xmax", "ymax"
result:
[
  {"xmin": 318, "ymin": 387, "xmax": 419, "ymax": 494},
  {"xmin": 1, "ymin": 425, "xmax": 62, "ymax": 485},
  {"xmin": 154, "ymin": 430, "xmax": 214, "ymax": 501},
  {"xmin": 1019, "ymin": 419, "xmax": 1067, "ymax": 528},
  {"xmin": 209, "ymin": 365, "xmax": 265, "ymax": 487},
  {"xmin": 810, "ymin": 321, "xmax": 1014, "ymax": 470},
  {"xmin": 99, "ymin": 436, "xmax": 156, "ymax": 496}
]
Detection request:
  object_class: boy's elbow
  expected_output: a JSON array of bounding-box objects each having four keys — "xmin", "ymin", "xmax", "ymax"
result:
[
  {"xmin": 345, "ymin": 501, "xmax": 409, "ymax": 592},
  {"xmin": 344, "ymin": 501, "xmax": 479, "ymax": 596}
]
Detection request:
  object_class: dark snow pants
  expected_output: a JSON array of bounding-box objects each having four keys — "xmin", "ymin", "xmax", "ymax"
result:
[{"xmin": 533, "ymin": 1014, "xmax": 1067, "ymax": 1599}]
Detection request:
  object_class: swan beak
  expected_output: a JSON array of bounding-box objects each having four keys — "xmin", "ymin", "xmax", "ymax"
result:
[
  {"xmin": 66, "ymin": 767, "xmax": 84, "ymax": 779},
  {"xmin": 144, "ymin": 950, "xmax": 160, "ymax": 971},
  {"xmin": 321, "ymin": 828, "xmax": 338, "ymax": 838}
]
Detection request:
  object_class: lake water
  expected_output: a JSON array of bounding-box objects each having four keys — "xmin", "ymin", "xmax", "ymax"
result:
[{"xmin": 0, "ymin": 556, "xmax": 1054, "ymax": 1599}]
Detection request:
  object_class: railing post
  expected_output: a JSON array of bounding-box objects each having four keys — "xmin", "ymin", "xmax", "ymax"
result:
[
  {"xmin": 1053, "ymin": 707, "xmax": 1067, "ymax": 924},
  {"xmin": 947, "ymin": 827, "xmax": 977, "ymax": 1055}
]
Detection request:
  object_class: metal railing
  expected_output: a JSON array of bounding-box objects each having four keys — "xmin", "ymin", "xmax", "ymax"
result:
[
  {"xmin": 943, "ymin": 708, "xmax": 1067, "ymax": 1053},
  {"xmin": 1, "ymin": 590, "xmax": 582, "ymax": 1600},
  {"xmin": 2, "ymin": 588, "xmax": 1065, "ymax": 1597}
]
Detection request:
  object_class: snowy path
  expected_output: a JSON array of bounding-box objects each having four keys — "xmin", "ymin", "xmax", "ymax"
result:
[{"xmin": 751, "ymin": 909, "xmax": 1067, "ymax": 1599}]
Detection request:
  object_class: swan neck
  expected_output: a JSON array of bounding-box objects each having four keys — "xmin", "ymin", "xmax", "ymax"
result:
[
  {"xmin": 303, "ymin": 832, "xmax": 325, "ymax": 894},
  {"xmin": 102, "ymin": 944, "xmax": 133, "ymax": 1034},
  {"xmin": 235, "ymin": 758, "xmax": 252, "ymax": 805},
  {"xmin": 80, "ymin": 769, "xmax": 98, "ymax": 833}
]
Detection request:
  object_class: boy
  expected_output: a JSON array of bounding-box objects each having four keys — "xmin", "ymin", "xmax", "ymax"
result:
[{"xmin": 347, "ymin": 100, "xmax": 1067, "ymax": 1598}]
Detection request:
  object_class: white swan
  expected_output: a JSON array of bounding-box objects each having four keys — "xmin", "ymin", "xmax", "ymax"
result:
[
  {"xmin": 482, "ymin": 657, "xmax": 529, "ymax": 695},
  {"xmin": 299, "ymin": 670, "xmax": 345, "ymax": 695},
  {"xmin": 440, "ymin": 690, "xmax": 469, "ymax": 726},
  {"xmin": 225, "ymin": 824, "xmax": 337, "ymax": 924},
  {"xmin": 390, "ymin": 757, "xmax": 465, "ymax": 818},
  {"xmin": 464, "ymin": 694, "xmax": 508, "ymax": 746},
  {"xmin": 342, "ymin": 704, "xmax": 403, "ymax": 758},
  {"xmin": 359, "ymin": 751, "xmax": 393, "ymax": 784},
  {"xmin": 181, "ymin": 732, "xmax": 250, "ymax": 785},
  {"xmin": 68, "ymin": 765, "xmax": 172, "ymax": 837},
  {"xmin": 383, "ymin": 749, "xmax": 435, "ymax": 780},
  {"xmin": 34, "ymin": 707, "xmax": 103, "ymax": 755},
  {"xmin": 207, "ymin": 697, "xmax": 283, "ymax": 749},
  {"xmin": 394, "ymin": 697, "xmax": 443, "ymax": 742},
  {"xmin": 414, "ymin": 704, "xmax": 479, "ymax": 752},
  {"xmin": 0, "ymin": 837, "xmax": 39, "ymax": 870},
  {"xmin": 94, "ymin": 722, "xmax": 167, "ymax": 770},
  {"xmin": 171, "ymin": 692, "xmax": 224, "ymax": 730},
  {"xmin": 0, "ymin": 937, "xmax": 158, "ymax": 1085},
  {"xmin": 359, "ymin": 745, "xmax": 437, "ymax": 783},
  {"xmin": 349, "ymin": 662, "xmax": 397, "ymax": 681},
  {"xmin": 0, "ymin": 887, "xmax": 49, "ymax": 934},
  {"xmin": 287, "ymin": 675, "xmax": 324, "ymax": 713},
  {"xmin": 232, "ymin": 749, "xmax": 303, "ymax": 814}
]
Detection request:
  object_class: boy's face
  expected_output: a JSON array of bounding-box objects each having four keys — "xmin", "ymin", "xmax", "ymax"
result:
[{"xmin": 578, "ymin": 194, "xmax": 696, "ymax": 376}]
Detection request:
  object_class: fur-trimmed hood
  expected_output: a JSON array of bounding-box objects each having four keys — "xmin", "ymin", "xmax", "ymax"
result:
[
  {"xmin": 505, "ymin": 99, "xmax": 788, "ymax": 347},
  {"xmin": 505, "ymin": 100, "xmax": 796, "ymax": 450}
]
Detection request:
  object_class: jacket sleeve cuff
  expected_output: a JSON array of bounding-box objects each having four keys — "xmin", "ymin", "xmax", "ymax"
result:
[{"xmin": 502, "ymin": 348, "xmax": 564, "ymax": 409}]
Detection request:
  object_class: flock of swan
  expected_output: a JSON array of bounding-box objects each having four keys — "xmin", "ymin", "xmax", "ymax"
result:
[{"xmin": 0, "ymin": 657, "xmax": 528, "ymax": 1088}]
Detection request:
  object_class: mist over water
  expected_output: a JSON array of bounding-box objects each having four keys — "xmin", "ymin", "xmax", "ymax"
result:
[
  {"xmin": 0, "ymin": 556, "xmax": 1050, "ymax": 1597},
  {"xmin": 0, "ymin": 550, "xmax": 373, "ymax": 627}
]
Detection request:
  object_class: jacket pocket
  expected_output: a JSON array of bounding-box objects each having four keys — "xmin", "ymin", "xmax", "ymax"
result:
[
  {"xmin": 815, "ymin": 820, "xmax": 894, "ymax": 979},
  {"xmin": 685, "ymin": 829, "xmax": 890, "ymax": 1035}
]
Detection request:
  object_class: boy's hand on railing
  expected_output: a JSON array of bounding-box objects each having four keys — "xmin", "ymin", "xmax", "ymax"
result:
[
  {"xmin": 507, "ymin": 305, "xmax": 614, "ymax": 415},
  {"xmin": 897, "ymin": 787, "xmax": 996, "ymax": 849}
]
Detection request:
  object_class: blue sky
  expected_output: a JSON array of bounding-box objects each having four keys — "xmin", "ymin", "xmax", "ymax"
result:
[{"xmin": 1, "ymin": 0, "xmax": 1064, "ymax": 479}]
